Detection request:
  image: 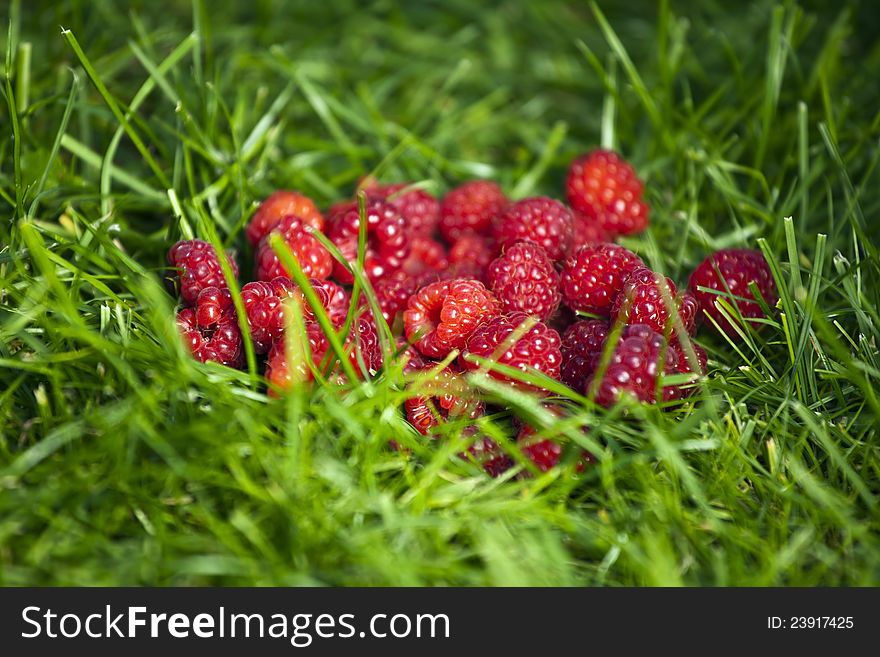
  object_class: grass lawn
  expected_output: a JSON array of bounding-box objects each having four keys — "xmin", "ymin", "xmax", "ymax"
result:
[{"xmin": 1, "ymin": 0, "xmax": 879, "ymax": 586}]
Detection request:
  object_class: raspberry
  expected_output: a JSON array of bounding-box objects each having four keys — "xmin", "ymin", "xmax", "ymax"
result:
[
  {"xmin": 373, "ymin": 270, "xmax": 419, "ymax": 324},
  {"xmin": 611, "ymin": 267, "xmax": 699, "ymax": 336},
  {"xmin": 492, "ymin": 197, "xmax": 574, "ymax": 262},
  {"xmin": 365, "ymin": 182, "xmax": 441, "ymax": 236},
  {"xmin": 328, "ymin": 200, "xmax": 409, "ymax": 284},
  {"xmin": 167, "ymin": 239, "xmax": 238, "ymax": 306},
  {"xmin": 246, "ymin": 190, "xmax": 324, "ymax": 246},
  {"xmin": 439, "ymin": 180, "xmax": 507, "ymax": 242},
  {"xmin": 404, "ymin": 279, "xmax": 501, "ymax": 359},
  {"xmin": 312, "ymin": 279, "xmax": 351, "ymax": 328},
  {"xmin": 560, "ymin": 243, "xmax": 644, "ymax": 316},
  {"xmin": 566, "ymin": 149, "xmax": 649, "ymax": 237},
  {"xmin": 572, "ymin": 210, "xmax": 612, "ymax": 248},
  {"xmin": 688, "ymin": 248, "xmax": 777, "ymax": 337},
  {"xmin": 447, "ymin": 233, "xmax": 497, "ymax": 282},
  {"xmin": 560, "ymin": 319, "xmax": 610, "ymax": 392},
  {"xmin": 241, "ymin": 277, "xmax": 333, "ymax": 354},
  {"xmin": 486, "ymin": 241, "xmax": 560, "ymax": 321},
  {"xmin": 517, "ymin": 425, "xmax": 595, "ymax": 473},
  {"xmin": 463, "ymin": 435, "xmax": 514, "ymax": 478},
  {"xmin": 254, "ymin": 215, "xmax": 333, "ymax": 281},
  {"xmin": 665, "ymin": 338, "xmax": 708, "ymax": 402},
  {"xmin": 176, "ymin": 286, "xmax": 243, "ymax": 367},
  {"xmin": 265, "ymin": 315, "xmax": 383, "ymax": 391},
  {"xmin": 459, "ymin": 311, "xmax": 562, "ymax": 389},
  {"xmin": 402, "ymin": 349, "xmax": 483, "ymax": 436},
  {"xmin": 402, "ymin": 234, "xmax": 449, "ymax": 277},
  {"xmin": 586, "ymin": 324, "xmax": 676, "ymax": 406}
]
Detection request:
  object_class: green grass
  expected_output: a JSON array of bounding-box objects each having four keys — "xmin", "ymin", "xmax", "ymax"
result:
[{"xmin": 1, "ymin": 0, "xmax": 879, "ymax": 585}]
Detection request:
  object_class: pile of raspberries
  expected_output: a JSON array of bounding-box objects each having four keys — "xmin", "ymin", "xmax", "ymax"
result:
[{"xmin": 167, "ymin": 149, "xmax": 778, "ymax": 476}]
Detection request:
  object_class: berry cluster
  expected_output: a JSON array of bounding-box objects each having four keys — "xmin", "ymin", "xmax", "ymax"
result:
[{"xmin": 165, "ymin": 149, "xmax": 777, "ymax": 478}]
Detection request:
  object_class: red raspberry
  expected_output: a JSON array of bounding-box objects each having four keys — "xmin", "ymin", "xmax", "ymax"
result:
[
  {"xmin": 312, "ymin": 279, "xmax": 351, "ymax": 328},
  {"xmin": 402, "ymin": 348, "xmax": 483, "ymax": 436},
  {"xmin": 463, "ymin": 435, "xmax": 514, "ymax": 478},
  {"xmin": 265, "ymin": 315, "xmax": 383, "ymax": 391},
  {"xmin": 246, "ymin": 190, "xmax": 324, "ymax": 246},
  {"xmin": 665, "ymin": 338, "xmax": 708, "ymax": 402},
  {"xmin": 373, "ymin": 270, "xmax": 420, "ymax": 324},
  {"xmin": 587, "ymin": 324, "xmax": 676, "ymax": 406},
  {"xmin": 611, "ymin": 267, "xmax": 699, "ymax": 336},
  {"xmin": 560, "ymin": 319, "xmax": 610, "ymax": 392},
  {"xmin": 566, "ymin": 149, "xmax": 649, "ymax": 237},
  {"xmin": 241, "ymin": 277, "xmax": 333, "ymax": 354},
  {"xmin": 176, "ymin": 286, "xmax": 243, "ymax": 367},
  {"xmin": 486, "ymin": 241, "xmax": 560, "ymax": 321},
  {"xmin": 365, "ymin": 182, "xmax": 441, "ymax": 236},
  {"xmin": 459, "ymin": 311, "xmax": 562, "ymax": 389},
  {"xmin": 688, "ymin": 248, "xmax": 777, "ymax": 337},
  {"xmin": 439, "ymin": 181, "xmax": 507, "ymax": 242},
  {"xmin": 404, "ymin": 279, "xmax": 501, "ymax": 359},
  {"xmin": 517, "ymin": 425, "xmax": 595, "ymax": 474},
  {"xmin": 447, "ymin": 233, "xmax": 497, "ymax": 282},
  {"xmin": 328, "ymin": 200, "xmax": 409, "ymax": 284},
  {"xmin": 167, "ymin": 239, "xmax": 238, "ymax": 306},
  {"xmin": 492, "ymin": 197, "xmax": 574, "ymax": 262},
  {"xmin": 254, "ymin": 215, "xmax": 333, "ymax": 281},
  {"xmin": 572, "ymin": 210, "xmax": 612, "ymax": 248},
  {"xmin": 560, "ymin": 243, "xmax": 644, "ymax": 316},
  {"xmin": 402, "ymin": 234, "xmax": 449, "ymax": 277}
]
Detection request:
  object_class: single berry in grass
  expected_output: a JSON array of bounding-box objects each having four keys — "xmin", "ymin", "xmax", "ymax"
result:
[
  {"xmin": 560, "ymin": 243, "xmax": 644, "ymax": 316},
  {"xmin": 246, "ymin": 190, "xmax": 324, "ymax": 246},
  {"xmin": 560, "ymin": 319, "xmax": 610, "ymax": 392},
  {"xmin": 611, "ymin": 266, "xmax": 699, "ymax": 336},
  {"xmin": 566, "ymin": 149, "xmax": 649, "ymax": 237},
  {"xmin": 404, "ymin": 278, "xmax": 501, "ymax": 359},
  {"xmin": 486, "ymin": 240, "xmax": 561, "ymax": 321},
  {"xmin": 254, "ymin": 215, "xmax": 333, "ymax": 281},
  {"xmin": 459, "ymin": 311, "xmax": 562, "ymax": 390},
  {"xmin": 688, "ymin": 248, "xmax": 777, "ymax": 338},
  {"xmin": 439, "ymin": 180, "xmax": 507, "ymax": 242},
  {"xmin": 176, "ymin": 286, "xmax": 243, "ymax": 367},
  {"xmin": 328, "ymin": 200, "xmax": 409, "ymax": 284},
  {"xmin": 492, "ymin": 196, "xmax": 574, "ymax": 262},
  {"xmin": 167, "ymin": 239, "xmax": 238, "ymax": 306}
]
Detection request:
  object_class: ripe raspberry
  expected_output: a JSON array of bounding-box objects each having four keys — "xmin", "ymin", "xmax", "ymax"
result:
[
  {"xmin": 176, "ymin": 286, "xmax": 243, "ymax": 367},
  {"xmin": 365, "ymin": 182, "xmax": 441, "ymax": 236},
  {"xmin": 402, "ymin": 349, "xmax": 483, "ymax": 436},
  {"xmin": 459, "ymin": 311, "xmax": 562, "ymax": 389},
  {"xmin": 492, "ymin": 197, "xmax": 574, "ymax": 262},
  {"xmin": 439, "ymin": 180, "xmax": 507, "ymax": 242},
  {"xmin": 246, "ymin": 190, "xmax": 324, "ymax": 246},
  {"xmin": 572, "ymin": 210, "xmax": 612, "ymax": 248},
  {"xmin": 402, "ymin": 234, "xmax": 449, "ymax": 277},
  {"xmin": 254, "ymin": 215, "xmax": 333, "ymax": 281},
  {"xmin": 560, "ymin": 319, "xmax": 610, "ymax": 392},
  {"xmin": 463, "ymin": 435, "xmax": 514, "ymax": 478},
  {"xmin": 688, "ymin": 248, "xmax": 777, "ymax": 337},
  {"xmin": 240, "ymin": 277, "xmax": 333, "ymax": 354},
  {"xmin": 373, "ymin": 270, "xmax": 420, "ymax": 324},
  {"xmin": 328, "ymin": 200, "xmax": 409, "ymax": 284},
  {"xmin": 611, "ymin": 267, "xmax": 699, "ymax": 336},
  {"xmin": 312, "ymin": 279, "xmax": 351, "ymax": 328},
  {"xmin": 586, "ymin": 324, "xmax": 676, "ymax": 406},
  {"xmin": 404, "ymin": 279, "xmax": 500, "ymax": 359},
  {"xmin": 167, "ymin": 239, "xmax": 238, "ymax": 306},
  {"xmin": 447, "ymin": 233, "xmax": 497, "ymax": 282},
  {"xmin": 517, "ymin": 424, "xmax": 595, "ymax": 474},
  {"xmin": 560, "ymin": 243, "xmax": 644, "ymax": 316},
  {"xmin": 486, "ymin": 241, "xmax": 560, "ymax": 321},
  {"xmin": 265, "ymin": 315, "xmax": 383, "ymax": 391},
  {"xmin": 665, "ymin": 338, "xmax": 708, "ymax": 402},
  {"xmin": 566, "ymin": 149, "xmax": 649, "ymax": 237}
]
